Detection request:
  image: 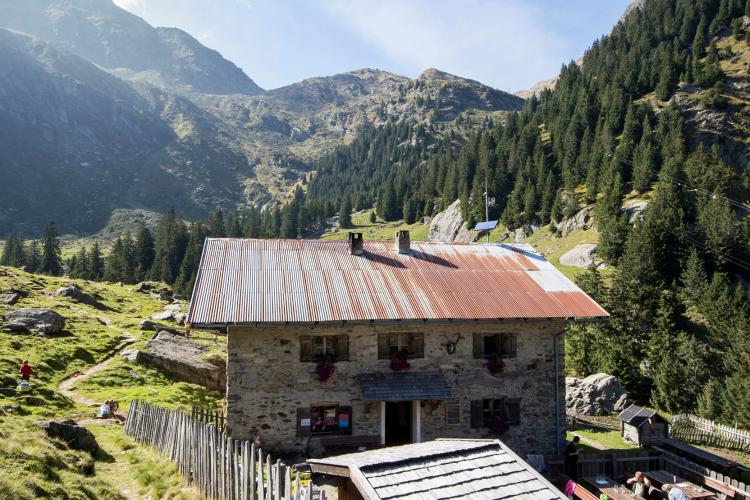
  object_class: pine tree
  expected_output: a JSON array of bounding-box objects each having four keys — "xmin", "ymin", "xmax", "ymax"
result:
[
  {"xmin": 207, "ymin": 208, "xmax": 226, "ymax": 237},
  {"xmin": 596, "ymin": 174, "xmax": 629, "ymax": 264},
  {"xmin": 26, "ymin": 240, "xmax": 40, "ymax": 272},
  {"xmin": 174, "ymin": 222, "xmax": 208, "ymax": 297},
  {"xmin": 134, "ymin": 223, "xmax": 155, "ymax": 281},
  {"xmin": 679, "ymin": 248, "xmax": 707, "ymax": 307},
  {"xmin": 0, "ymin": 233, "xmax": 26, "ymax": 268},
  {"xmin": 38, "ymin": 221, "xmax": 62, "ymax": 276},
  {"xmin": 696, "ymin": 379, "xmax": 722, "ymax": 419},
  {"xmin": 152, "ymin": 209, "xmax": 188, "ymax": 284},
  {"xmin": 89, "ymin": 242, "xmax": 104, "ymax": 280},
  {"xmin": 339, "ymin": 197, "xmax": 353, "ymax": 229}
]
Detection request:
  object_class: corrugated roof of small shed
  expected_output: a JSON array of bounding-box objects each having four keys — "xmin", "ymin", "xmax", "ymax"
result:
[
  {"xmin": 617, "ymin": 404, "xmax": 661, "ymax": 427},
  {"xmin": 186, "ymin": 238, "xmax": 609, "ymax": 326},
  {"xmin": 308, "ymin": 439, "xmax": 565, "ymax": 499}
]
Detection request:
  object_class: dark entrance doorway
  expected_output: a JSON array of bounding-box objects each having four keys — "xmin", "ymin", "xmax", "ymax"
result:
[{"xmin": 385, "ymin": 401, "xmax": 412, "ymax": 446}]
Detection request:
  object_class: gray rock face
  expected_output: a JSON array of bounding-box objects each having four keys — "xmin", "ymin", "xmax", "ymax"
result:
[
  {"xmin": 559, "ymin": 244, "xmax": 599, "ymax": 269},
  {"xmin": 428, "ymin": 199, "xmax": 476, "ymax": 243},
  {"xmin": 151, "ymin": 310, "xmax": 177, "ymax": 322},
  {"xmin": 139, "ymin": 331, "xmax": 225, "ymax": 391},
  {"xmin": 566, "ymin": 373, "xmax": 629, "ymax": 416},
  {"xmin": 55, "ymin": 285, "xmax": 106, "ymax": 310},
  {"xmin": 38, "ymin": 420, "xmax": 99, "ymax": 452},
  {"xmin": 556, "ymin": 205, "xmax": 594, "ymax": 237},
  {"xmin": 4, "ymin": 308, "xmax": 66, "ymax": 335},
  {"xmin": 0, "ymin": 293, "xmax": 20, "ymax": 305},
  {"xmin": 139, "ymin": 319, "xmax": 183, "ymax": 335}
]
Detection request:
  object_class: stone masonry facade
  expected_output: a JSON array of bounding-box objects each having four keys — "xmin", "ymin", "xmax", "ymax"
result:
[{"xmin": 226, "ymin": 320, "xmax": 566, "ymax": 457}]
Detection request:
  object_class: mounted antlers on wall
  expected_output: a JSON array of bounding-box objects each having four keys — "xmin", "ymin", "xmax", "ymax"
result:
[{"xmin": 441, "ymin": 333, "xmax": 464, "ymax": 355}]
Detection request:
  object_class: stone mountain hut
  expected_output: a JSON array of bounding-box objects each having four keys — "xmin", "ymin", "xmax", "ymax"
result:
[
  {"xmin": 617, "ymin": 404, "xmax": 668, "ymax": 446},
  {"xmin": 186, "ymin": 232, "xmax": 608, "ymax": 458}
]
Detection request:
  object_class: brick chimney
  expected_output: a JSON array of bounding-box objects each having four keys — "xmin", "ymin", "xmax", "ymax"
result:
[
  {"xmin": 395, "ymin": 230, "xmax": 410, "ymax": 254},
  {"xmin": 348, "ymin": 232, "xmax": 364, "ymax": 256}
]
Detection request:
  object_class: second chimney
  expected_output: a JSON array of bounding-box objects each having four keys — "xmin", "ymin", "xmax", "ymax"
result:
[
  {"xmin": 349, "ymin": 232, "xmax": 364, "ymax": 256},
  {"xmin": 395, "ymin": 230, "xmax": 411, "ymax": 254}
]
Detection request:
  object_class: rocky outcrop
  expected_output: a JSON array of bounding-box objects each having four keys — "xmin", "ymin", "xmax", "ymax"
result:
[
  {"xmin": 38, "ymin": 420, "xmax": 99, "ymax": 452},
  {"xmin": 623, "ymin": 199, "xmax": 649, "ymax": 222},
  {"xmin": 139, "ymin": 319, "xmax": 183, "ymax": 335},
  {"xmin": 3, "ymin": 308, "xmax": 65, "ymax": 335},
  {"xmin": 559, "ymin": 244, "xmax": 600, "ymax": 269},
  {"xmin": 566, "ymin": 373, "xmax": 629, "ymax": 416},
  {"xmin": 428, "ymin": 199, "xmax": 476, "ymax": 243},
  {"xmin": 55, "ymin": 285, "xmax": 106, "ymax": 310},
  {"xmin": 0, "ymin": 293, "xmax": 20, "ymax": 305},
  {"xmin": 139, "ymin": 331, "xmax": 225, "ymax": 391},
  {"xmin": 556, "ymin": 205, "xmax": 594, "ymax": 237}
]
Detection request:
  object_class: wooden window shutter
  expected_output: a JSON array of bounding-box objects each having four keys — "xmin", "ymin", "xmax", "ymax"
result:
[
  {"xmin": 300, "ymin": 336, "xmax": 313, "ymax": 362},
  {"xmin": 378, "ymin": 333, "xmax": 390, "ymax": 359},
  {"xmin": 473, "ymin": 333, "xmax": 483, "ymax": 359},
  {"xmin": 338, "ymin": 406, "xmax": 353, "ymax": 435},
  {"xmin": 411, "ymin": 333, "xmax": 424, "ymax": 358},
  {"xmin": 501, "ymin": 333, "xmax": 517, "ymax": 358},
  {"xmin": 507, "ymin": 398, "xmax": 521, "ymax": 425},
  {"xmin": 336, "ymin": 335, "xmax": 349, "ymax": 361},
  {"xmin": 470, "ymin": 400, "xmax": 484, "ymax": 428},
  {"xmin": 297, "ymin": 407, "xmax": 311, "ymax": 437}
]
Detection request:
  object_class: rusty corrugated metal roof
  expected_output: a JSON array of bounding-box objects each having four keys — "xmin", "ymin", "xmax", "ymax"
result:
[{"xmin": 186, "ymin": 239, "xmax": 609, "ymax": 326}]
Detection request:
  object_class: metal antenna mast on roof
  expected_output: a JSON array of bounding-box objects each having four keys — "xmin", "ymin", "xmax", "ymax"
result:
[{"xmin": 474, "ymin": 172, "xmax": 498, "ymax": 243}]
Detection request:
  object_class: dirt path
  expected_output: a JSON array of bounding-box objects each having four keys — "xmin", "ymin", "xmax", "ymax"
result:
[{"xmin": 58, "ymin": 316, "xmax": 137, "ymax": 407}]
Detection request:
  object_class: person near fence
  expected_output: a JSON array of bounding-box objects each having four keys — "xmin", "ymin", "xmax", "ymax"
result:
[
  {"xmin": 662, "ymin": 484, "xmax": 689, "ymax": 500},
  {"xmin": 627, "ymin": 471, "xmax": 653, "ymax": 498},
  {"xmin": 565, "ymin": 435, "xmax": 581, "ymax": 480}
]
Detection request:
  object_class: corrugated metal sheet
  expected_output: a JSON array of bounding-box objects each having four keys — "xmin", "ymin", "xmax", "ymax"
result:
[{"xmin": 187, "ymin": 239, "xmax": 608, "ymax": 326}]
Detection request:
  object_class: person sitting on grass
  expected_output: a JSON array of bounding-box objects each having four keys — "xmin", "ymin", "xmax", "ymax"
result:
[{"xmin": 19, "ymin": 360, "xmax": 32, "ymax": 381}]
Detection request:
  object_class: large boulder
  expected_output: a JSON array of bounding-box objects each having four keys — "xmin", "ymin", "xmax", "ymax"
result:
[
  {"xmin": 139, "ymin": 319, "xmax": 183, "ymax": 335},
  {"xmin": 55, "ymin": 285, "xmax": 106, "ymax": 310},
  {"xmin": 428, "ymin": 199, "xmax": 476, "ymax": 243},
  {"xmin": 556, "ymin": 205, "xmax": 594, "ymax": 237},
  {"xmin": 0, "ymin": 293, "xmax": 20, "ymax": 305},
  {"xmin": 139, "ymin": 331, "xmax": 225, "ymax": 391},
  {"xmin": 566, "ymin": 373, "xmax": 628, "ymax": 416},
  {"xmin": 3, "ymin": 308, "xmax": 66, "ymax": 335},
  {"xmin": 559, "ymin": 244, "xmax": 599, "ymax": 269},
  {"xmin": 39, "ymin": 420, "xmax": 99, "ymax": 452}
]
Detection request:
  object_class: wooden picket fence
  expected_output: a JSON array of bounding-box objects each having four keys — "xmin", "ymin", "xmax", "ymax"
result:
[
  {"xmin": 659, "ymin": 448, "xmax": 750, "ymax": 497},
  {"xmin": 671, "ymin": 414, "xmax": 750, "ymax": 453},
  {"xmin": 125, "ymin": 400, "xmax": 310, "ymax": 500},
  {"xmin": 192, "ymin": 404, "xmax": 227, "ymax": 434}
]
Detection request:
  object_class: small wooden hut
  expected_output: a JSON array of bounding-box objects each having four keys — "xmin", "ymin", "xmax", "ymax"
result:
[{"xmin": 618, "ymin": 404, "xmax": 668, "ymax": 446}]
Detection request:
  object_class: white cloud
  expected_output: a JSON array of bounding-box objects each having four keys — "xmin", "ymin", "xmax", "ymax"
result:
[
  {"xmin": 113, "ymin": 0, "xmax": 148, "ymax": 15},
  {"xmin": 318, "ymin": 0, "xmax": 568, "ymax": 91}
]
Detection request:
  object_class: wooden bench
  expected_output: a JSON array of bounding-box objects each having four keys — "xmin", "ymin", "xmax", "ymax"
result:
[
  {"xmin": 320, "ymin": 435, "xmax": 381, "ymax": 454},
  {"xmin": 680, "ymin": 468, "xmax": 737, "ymax": 498},
  {"xmin": 557, "ymin": 474, "xmax": 600, "ymax": 500}
]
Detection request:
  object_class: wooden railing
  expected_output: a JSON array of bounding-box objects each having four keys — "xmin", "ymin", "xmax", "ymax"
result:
[{"xmin": 125, "ymin": 400, "xmax": 309, "ymax": 500}]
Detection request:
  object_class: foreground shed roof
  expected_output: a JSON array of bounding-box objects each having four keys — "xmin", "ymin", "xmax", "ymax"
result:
[
  {"xmin": 187, "ymin": 238, "xmax": 608, "ymax": 327},
  {"xmin": 308, "ymin": 438, "xmax": 565, "ymax": 499}
]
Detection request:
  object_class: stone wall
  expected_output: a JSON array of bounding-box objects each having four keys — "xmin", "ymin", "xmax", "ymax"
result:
[{"xmin": 226, "ymin": 320, "xmax": 566, "ymax": 457}]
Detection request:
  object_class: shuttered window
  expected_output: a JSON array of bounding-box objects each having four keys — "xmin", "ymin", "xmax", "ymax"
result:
[
  {"xmin": 470, "ymin": 398, "xmax": 521, "ymax": 428},
  {"xmin": 300, "ymin": 335, "xmax": 349, "ymax": 362},
  {"xmin": 377, "ymin": 333, "xmax": 424, "ymax": 359},
  {"xmin": 472, "ymin": 333, "xmax": 517, "ymax": 358},
  {"xmin": 445, "ymin": 401, "xmax": 461, "ymax": 426}
]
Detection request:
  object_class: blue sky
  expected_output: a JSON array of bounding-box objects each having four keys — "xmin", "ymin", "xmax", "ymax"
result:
[{"xmin": 113, "ymin": 0, "xmax": 632, "ymax": 92}]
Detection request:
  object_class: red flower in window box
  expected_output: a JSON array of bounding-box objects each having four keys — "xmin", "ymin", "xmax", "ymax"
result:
[
  {"xmin": 390, "ymin": 349, "xmax": 410, "ymax": 371},
  {"xmin": 315, "ymin": 353, "xmax": 336, "ymax": 382},
  {"xmin": 486, "ymin": 355, "xmax": 504, "ymax": 376}
]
